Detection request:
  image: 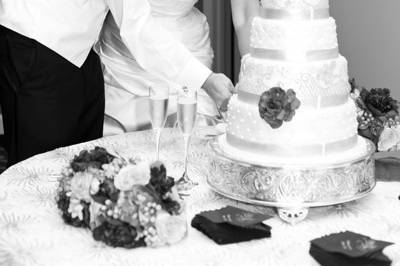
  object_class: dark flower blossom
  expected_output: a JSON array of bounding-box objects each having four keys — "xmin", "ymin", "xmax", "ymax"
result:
[
  {"xmin": 92, "ymin": 219, "xmax": 146, "ymax": 248},
  {"xmin": 349, "ymin": 78, "xmax": 358, "ymax": 93},
  {"xmin": 70, "ymin": 147, "xmax": 115, "ymax": 172},
  {"xmin": 91, "ymin": 178, "xmax": 120, "ymax": 204},
  {"xmin": 358, "ymin": 118, "xmax": 384, "ymax": 145},
  {"xmin": 57, "ymin": 191, "xmax": 91, "ymax": 228},
  {"xmin": 146, "ymin": 161, "xmax": 180, "ymax": 215},
  {"xmin": 360, "ymin": 88, "xmax": 398, "ymax": 119},
  {"xmin": 147, "ymin": 161, "xmax": 174, "ymax": 196},
  {"xmin": 258, "ymin": 87, "xmax": 301, "ymax": 129}
]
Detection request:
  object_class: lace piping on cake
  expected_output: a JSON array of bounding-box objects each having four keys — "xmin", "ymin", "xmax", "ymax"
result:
[
  {"xmin": 250, "ymin": 17, "xmax": 337, "ymax": 51},
  {"xmin": 237, "ymin": 55, "xmax": 350, "ymax": 98}
]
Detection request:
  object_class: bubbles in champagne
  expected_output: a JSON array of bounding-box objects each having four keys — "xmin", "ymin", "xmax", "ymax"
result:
[
  {"xmin": 178, "ymin": 99, "xmax": 197, "ymax": 135},
  {"xmin": 150, "ymin": 98, "xmax": 169, "ymax": 129}
]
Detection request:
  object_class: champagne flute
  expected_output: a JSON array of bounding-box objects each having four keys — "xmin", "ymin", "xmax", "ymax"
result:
[
  {"xmin": 177, "ymin": 87, "xmax": 198, "ymax": 190},
  {"xmin": 149, "ymin": 86, "xmax": 169, "ymax": 160}
]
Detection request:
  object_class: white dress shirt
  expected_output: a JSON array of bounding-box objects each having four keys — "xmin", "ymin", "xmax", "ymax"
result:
[{"xmin": 0, "ymin": 0, "xmax": 211, "ymax": 90}]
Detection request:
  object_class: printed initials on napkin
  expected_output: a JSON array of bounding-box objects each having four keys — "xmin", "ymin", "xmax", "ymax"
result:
[{"xmin": 200, "ymin": 206, "xmax": 272, "ymax": 227}]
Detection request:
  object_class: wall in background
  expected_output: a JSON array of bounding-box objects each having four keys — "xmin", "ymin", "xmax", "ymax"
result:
[{"xmin": 331, "ymin": 0, "xmax": 400, "ymax": 99}]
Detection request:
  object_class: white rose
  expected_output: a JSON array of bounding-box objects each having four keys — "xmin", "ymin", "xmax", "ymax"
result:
[
  {"xmin": 90, "ymin": 178, "xmax": 100, "ymax": 195},
  {"xmin": 378, "ymin": 127, "xmax": 400, "ymax": 151},
  {"xmin": 114, "ymin": 163, "xmax": 150, "ymax": 191},
  {"xmin": 70, "ymin": 171, "xmax": 93, "ymax": 202},
  {"xmin": 89, "ymin": 202, "xmax": 104, "ymax": 229},
  {"xmin": 155, "ymin": 211, "xmax": 187, "ymax": 245},
  {"xmin": 68, "ymin": 198, "xmax": 84, "ymax": 221}
]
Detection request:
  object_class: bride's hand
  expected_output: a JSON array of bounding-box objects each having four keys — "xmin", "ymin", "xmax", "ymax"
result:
[{"xmin": 202, "ymin": 73, "xmax": 235, "ymax": 112}]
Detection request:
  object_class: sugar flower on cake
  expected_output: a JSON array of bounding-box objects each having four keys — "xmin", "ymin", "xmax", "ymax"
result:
[
  {"xmin": 258, "ymin": 87, "xmax": 301, "ymax": 129},
  {"xmin": 56, "ymin": 147, "xmax": 186, "ymax": 249}
]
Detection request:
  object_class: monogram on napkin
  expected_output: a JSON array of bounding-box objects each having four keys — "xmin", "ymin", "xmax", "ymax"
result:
[{"xmin": 199, "ymin": 206, "xmax": 272, "ymax": 227}]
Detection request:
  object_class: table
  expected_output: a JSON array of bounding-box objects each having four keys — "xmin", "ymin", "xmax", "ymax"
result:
[{"xmin": 0, "ymin": 129, "xmax": 399, "ymax": 266}]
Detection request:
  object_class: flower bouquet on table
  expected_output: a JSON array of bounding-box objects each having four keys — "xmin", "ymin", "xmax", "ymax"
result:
[
  {"xmin": 350, "ymin": 79, "xmax": 400, "ymax": 152},
  {"xmin": 56, "ymin": 147, "xmax": 187, "ymax": 248}
]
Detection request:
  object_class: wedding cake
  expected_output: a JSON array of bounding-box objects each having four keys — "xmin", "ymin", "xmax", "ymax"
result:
[
  {"xmin": 220, "ymin": 0, "xmax": 370, "ymax": 166},
  {"xmin": 208, "ymin": 0, "xmax": 375, "ymax": 222}
]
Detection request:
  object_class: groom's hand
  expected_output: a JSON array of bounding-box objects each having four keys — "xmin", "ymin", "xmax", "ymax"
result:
[{"xmin": 203, "ymin": 73, "xmax": 235, "ymax": 112}]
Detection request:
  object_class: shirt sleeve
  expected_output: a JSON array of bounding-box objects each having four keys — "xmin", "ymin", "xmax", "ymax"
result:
[{"xmin": 106, "ymin": 0, "xmax": 212, "ymax": 90}]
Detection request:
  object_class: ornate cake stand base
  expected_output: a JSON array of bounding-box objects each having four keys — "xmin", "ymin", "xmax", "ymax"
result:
[{"xmin": 207, "ymin": 137, "xmax": 376, "ymax": 224}]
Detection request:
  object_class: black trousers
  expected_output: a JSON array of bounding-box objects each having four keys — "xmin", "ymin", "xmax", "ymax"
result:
[{"xmin": 0, "ymin": 26, "xmax": 105, "ymax": 165}]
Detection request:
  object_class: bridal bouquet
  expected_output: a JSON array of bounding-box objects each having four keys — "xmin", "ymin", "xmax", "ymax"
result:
[
  {"xmin": 350, "ymin": 79, "xmax": 400, "ymax": 152},
  {"xmin": 56, "ymin": 147, "xmax": 187, "ymax": 248}
]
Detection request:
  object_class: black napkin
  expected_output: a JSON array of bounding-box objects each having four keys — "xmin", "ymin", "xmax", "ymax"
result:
[
  {"xmin": 191, "ymin": 206, "xmax": 272, "ymax": 245},
  {"xmin": 375, "ymin": 155, "xmax": 400, "ymax": 182},
  {"xmin": 310, "ymin": 231, "xmax": 393, "ymax": 266}
]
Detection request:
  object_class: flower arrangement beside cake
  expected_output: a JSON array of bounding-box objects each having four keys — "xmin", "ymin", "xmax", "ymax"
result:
[
  {"xmin": 350, "ymin": 79, "xmax": 400, "ymax": 152},
  {"xmin": 56, "ymin": 147, "xmax": 187, "ymax": 248}
]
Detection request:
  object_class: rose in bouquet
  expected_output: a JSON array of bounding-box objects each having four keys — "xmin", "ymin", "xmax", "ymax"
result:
[
  {"xmin": 350, "ymin": 79, "xmax": 400, "ymax": 151},
  {"xmin": 258, "ymin": 87, "xmax": 301, "ymax": 129},
  {"xmin": 56, "ymin": 147, "xmax": 186, "ymax": 248}
]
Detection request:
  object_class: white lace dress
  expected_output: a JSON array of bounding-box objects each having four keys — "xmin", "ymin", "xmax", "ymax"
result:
[{"xmin": 97, "ymin": 0, "xmax": 216, "ymax": 135}]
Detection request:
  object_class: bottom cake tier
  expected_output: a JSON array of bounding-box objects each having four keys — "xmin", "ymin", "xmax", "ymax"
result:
[
  {"xmin": 207, "ymin": 135, "xmax": 376, "ymax": 223},
  {"xmin": 219, "ymin": 134, "xmax": 370, "ymax": 166}
]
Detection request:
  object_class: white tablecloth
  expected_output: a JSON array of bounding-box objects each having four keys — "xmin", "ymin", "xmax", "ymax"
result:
[{"xmin": 0, "ymin": 129, "xmax": 399, "ymax": 266}]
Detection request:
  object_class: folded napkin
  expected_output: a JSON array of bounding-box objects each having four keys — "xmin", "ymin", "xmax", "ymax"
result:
[
  {"xmin": 375, "ymin": 155, "xmax": 400, "ymax": 182},
  {"xmin": 310, "ymin": 231, "xmax": 394, "ymax": 266},
  {"xmin": 191, "ymin": 206, "xmax": 272, "ymax": 245}
]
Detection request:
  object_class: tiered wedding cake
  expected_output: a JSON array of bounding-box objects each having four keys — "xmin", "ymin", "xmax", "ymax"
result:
[
  {"xmin": 220, "ymin": 0, "xmax": 369, "ymax": 165},
  {"xmin": 209, "ymin": 0, "xmax": 375, "ymax": 222}
]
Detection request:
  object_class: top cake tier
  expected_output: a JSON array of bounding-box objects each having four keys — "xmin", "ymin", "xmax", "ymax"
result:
[{"xmin": 261, "ymin": 0, "xmax": 329, "ymax": 11}]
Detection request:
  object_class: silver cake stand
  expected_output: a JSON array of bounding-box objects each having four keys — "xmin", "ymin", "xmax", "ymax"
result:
[{"xmin": 206, "ymin": 136, "xmax": 376, "ymax": 224}]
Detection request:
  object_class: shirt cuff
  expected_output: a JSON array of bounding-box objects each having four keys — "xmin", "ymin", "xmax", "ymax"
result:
[{"xmin": 176, "ymin": 57, "xmax": 212, "ymax": 90}]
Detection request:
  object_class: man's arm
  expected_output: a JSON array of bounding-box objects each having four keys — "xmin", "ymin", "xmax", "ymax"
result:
[
  {"xmin": 231, "ymin": 0, "xmax": 260, "ymax": 56},
  {"xmin": 106, "ymin": 0, "xmax": 234, "ymax": 109}
]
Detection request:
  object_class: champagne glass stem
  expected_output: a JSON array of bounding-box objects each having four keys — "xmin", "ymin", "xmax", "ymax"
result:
[
  {"xmin": 183, "ymin": 134, "xmax": 190, "ymax": 180},
  {"xmin": 155, "ymin": 128, "xmax": 162, "ymax": 160}
]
